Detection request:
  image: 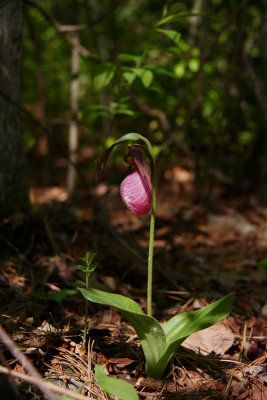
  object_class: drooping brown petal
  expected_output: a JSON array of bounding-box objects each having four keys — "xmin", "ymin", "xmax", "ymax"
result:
[
  {"xmin": 128, "ymin": 147, "xmax": 151, "ymax": 184},
  {"xmin": 129, "ymin": 143, "xmax": 154, "ymax": 176},
  {"xmin": 97, "ymin": 144, "xmax": 117, "ymax": 179}
]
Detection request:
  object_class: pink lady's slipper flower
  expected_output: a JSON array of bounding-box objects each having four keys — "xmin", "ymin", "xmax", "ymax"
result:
[
  {"xmin": 120, "ymin": 148, "xmax": 152, "ymax": 215},
  {"xmin": 97, "ymin": 135, "xmax": 154, "ymax": 216}
]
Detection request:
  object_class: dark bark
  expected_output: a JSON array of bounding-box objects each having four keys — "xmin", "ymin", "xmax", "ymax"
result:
[
  {"xmin": 66, "ymin": 32, "xmax": 79, "ymax": 198},
  {"xmin": 192, "ymin": 0, "xmax": 210, "ymax": 201},
  {"xmin": 0, "ymin": 0, "xmax": 30, "ymax": 219},
  {"xmin": 243, "ymin": 0, "xmax": 267, "ymax": 195},
  {"xmin": 260, "ymin": 0, "xmax": 267, "ymax": 193}
]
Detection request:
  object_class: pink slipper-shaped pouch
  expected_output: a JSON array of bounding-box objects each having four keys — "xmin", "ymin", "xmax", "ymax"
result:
[{"xmin": 120, "ymin": 170, "xmax": 152, "ymax": 215}]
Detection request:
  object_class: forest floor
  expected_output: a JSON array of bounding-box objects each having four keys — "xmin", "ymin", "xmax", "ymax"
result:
[{"xmin": 0, "ymin": 163, "xmax": 266, "ymax": 399}]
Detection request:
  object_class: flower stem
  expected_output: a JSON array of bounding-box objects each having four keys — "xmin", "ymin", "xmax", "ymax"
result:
[
  {"xmin": 83, "ymin": 274, "xmax": 89, "ymax": 347},
  {"xmin": 147, "ymin": 168, "xmax": 156, "ymax": 317}
]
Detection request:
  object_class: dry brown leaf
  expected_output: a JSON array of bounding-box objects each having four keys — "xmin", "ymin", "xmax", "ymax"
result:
[{"xmin": 183, "ymin": 322, "xmax": 236, "ymax": 355}]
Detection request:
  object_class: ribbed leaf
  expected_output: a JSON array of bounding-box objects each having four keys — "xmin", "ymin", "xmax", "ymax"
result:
[
  {"xmin": 79, "ymin": 289, "xmax": 234, "ymax": 379},
  {"xmin": 79, "ymin": 287, "xmax": 142, "ymax": 313},
  {"xmin": 152, "ymin": 292, "xmax": 235, "ymax": 378},
  {"xmin": 95, "ymin": 364, "xmax": 138, "ymax": 400},
  {"xmin": 78, "ymin": 288, "xmax": 166, "ymax": 376},
  {"xmin": 162, "ymin": 292, "xmax": 234, "ymax": 341}
]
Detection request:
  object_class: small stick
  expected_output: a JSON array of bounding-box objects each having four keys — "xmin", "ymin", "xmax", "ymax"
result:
[
  {"xmin": 0, "ymin": 325, "xmax": 55, "ymax": 400},
  {"xmin": 0, "ymin": 365, "xmax": 94, "ymax": 400}
]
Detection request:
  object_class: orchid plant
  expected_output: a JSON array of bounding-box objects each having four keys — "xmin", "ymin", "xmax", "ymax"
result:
[{"xmin": 78, "ymin": 133, "xmax": 234, "ymax": 379}]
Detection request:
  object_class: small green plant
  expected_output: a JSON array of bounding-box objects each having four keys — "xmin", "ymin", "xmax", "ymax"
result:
[
  {"xmin": 78, "ymin": 133, "xmax": 234, "ymax": 379},
  {"xmin": 75, "ymin": 252, "xmax": 98, "ymax": 347}
]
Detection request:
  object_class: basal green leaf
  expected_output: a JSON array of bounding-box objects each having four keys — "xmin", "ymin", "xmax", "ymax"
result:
[
  {"xmin": 78, "ymin": 288, "xmax": 166, "ymax": 376},
  {"xmin": 152, "ymin": 293, "xmax": 235, "ymax": 377},
  {"xmin": 80, "ymin": 289, "xmax": 234, "ymax": 379},
  {"xmin": 95, "ymin": 364, "xmax": 138, "ymax": 400},
  {"xmin": 79, "ymin": 287, "xmax": 143, "ymax": 313},
  {"xmin": 156, "ymin": 29, "xmax": 181, "ymax": 45},
  {"xmin": 162, "ymin": 292, "xmax": 234, "ymax": 342}
]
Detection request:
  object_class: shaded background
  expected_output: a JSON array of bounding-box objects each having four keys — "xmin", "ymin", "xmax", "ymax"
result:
[
  {"xmin": 0, "ymin": 1, "xmax": 266, "ymax": 399},
  {"xmin": 20, "ymin": 0, "xmax": 266, "ymax": 204}
]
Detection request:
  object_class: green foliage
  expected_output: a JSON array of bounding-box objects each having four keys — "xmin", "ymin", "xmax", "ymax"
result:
[
  {"xmin": 257, "ymin": 259, "xmax": 267, "ymax": 270},
  {"xmin": 79, "ymin": 288, "xmax": 234, "ymax": 378},
  {"xmin": 76, "ymin": 252, "xmax": 98, "ymax": 276},
  {"xmin": 156, "ymin": 28, "xmax": 181, "ymax": 45},
  {"xmin": 95, "ymin": 364, "xmax": 139, "ymax": 400},
  {"xmin": 156, "ymin": 11, "xmax": 200, "ymax": 26},
  {"xmin": 38, "ymin": 289, "xmax": 77, "ymax": 304},
  {"xmin": 133, "ymin": 67, "xmax": 154, "ymax": 88},
  {"xmin": 75, "ymin": 252, "xmax": 98, "ymax": 347},
  {"xmin": 22, "ymin": 0, "xmax": 267, "ymax": 193},
  {"xmin": 91, "ymin": 62, "xmax": 117, "ymax": 92}
]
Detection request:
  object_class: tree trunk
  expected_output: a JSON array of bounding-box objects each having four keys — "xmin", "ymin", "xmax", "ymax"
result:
[
  {"xmin": 66, "ymin": 32, "xmax": 79, "ymax": 198},
  {"xmin": 0, "ymin": 0, "xmax": 30, "ymax": 219},
  {"xmin": 243, "ymin": 0, "xmax": 267, "ymax": 196},
  {"xmin": 260, "ymin": 0, "xmax": 267, "ymax": 194}
]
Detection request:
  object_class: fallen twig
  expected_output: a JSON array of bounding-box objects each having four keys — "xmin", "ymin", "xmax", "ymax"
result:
[
  {"xmin": 0, "ymin": 365, "xmax": 94, "ymax": 400},
  {"xmin": 0, "ymin": 325, "xmax": 56, "ymax": 400}
]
